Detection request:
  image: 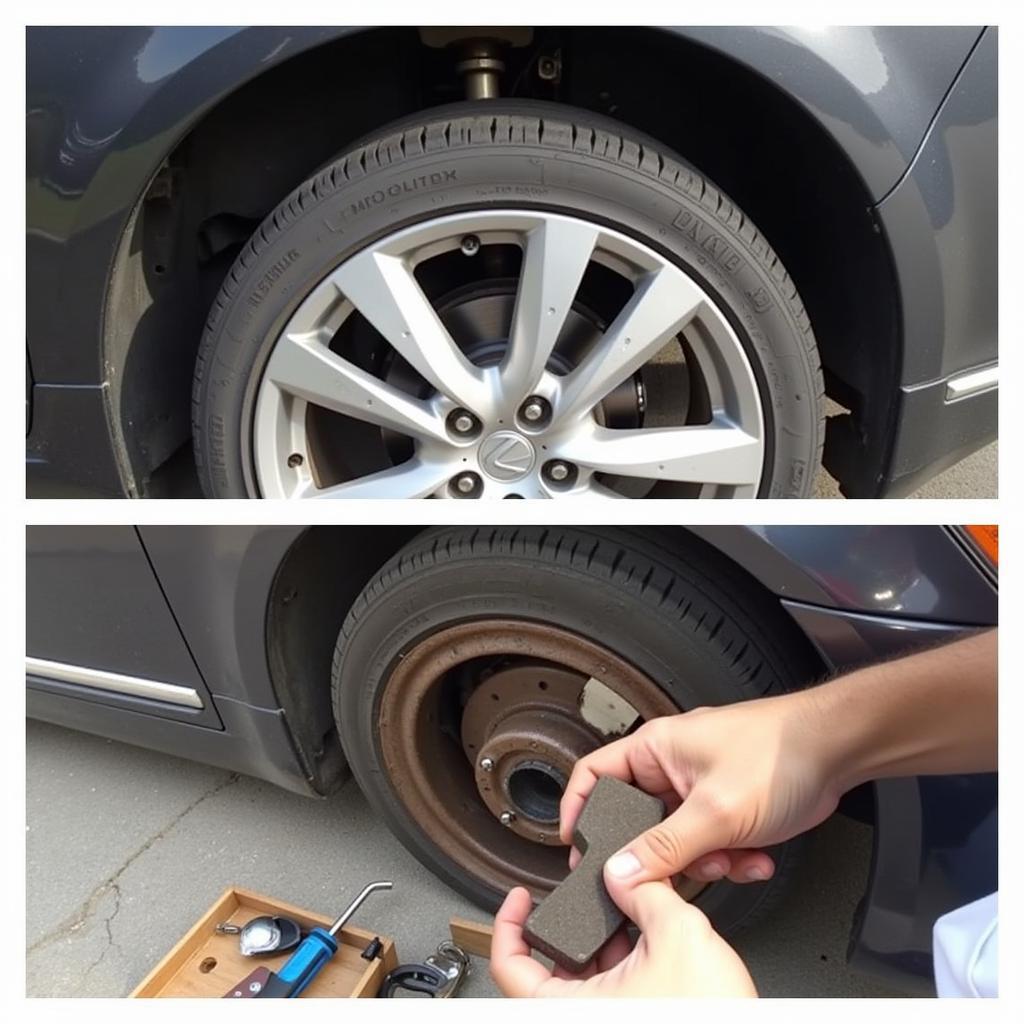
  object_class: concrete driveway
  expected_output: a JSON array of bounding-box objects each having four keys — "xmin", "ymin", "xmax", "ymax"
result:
[{"xmin": 27, "ymin": 720, "xmax": 911, "ymax": 998}]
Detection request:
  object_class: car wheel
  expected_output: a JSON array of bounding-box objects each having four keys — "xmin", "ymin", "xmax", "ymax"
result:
[
  {"xmin": 332, "ymin": 526, "xmax": 823, "ymax": 934},
  {"xmin": 193, "ymin": 101, "xmax": 823, "ymax": 498}
]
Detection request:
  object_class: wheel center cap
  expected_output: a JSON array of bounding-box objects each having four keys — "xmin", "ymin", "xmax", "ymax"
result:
[{"xmin": 478, "ymin": 431, "xmax": 536, "ymax": 482}]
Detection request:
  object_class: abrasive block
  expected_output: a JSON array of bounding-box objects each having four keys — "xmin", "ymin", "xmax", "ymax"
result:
[{"xmin": 523, "ymin": 776, "xmax": 665, "ymax": 972}]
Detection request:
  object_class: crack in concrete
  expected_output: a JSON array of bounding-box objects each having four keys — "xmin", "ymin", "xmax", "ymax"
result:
[
  {"xmin": 28, "ymin": 772, "xmax": 241, "ymax": 959},
  {"xmin": 82, "ymin": 881, "xmax": 122, "ymax": 979}
]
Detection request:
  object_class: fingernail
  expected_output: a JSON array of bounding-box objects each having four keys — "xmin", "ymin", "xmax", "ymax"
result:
[
  {"xmin": 745, "ymin": 865, "xmax": 769, "ymax": 881},
  {"xmin": 700, "ymin": 863, "xmax": 726, "ymax": 880},
  {"xmin": 606, "ymin": 851, "xmax": 642, "ymax": 878}
]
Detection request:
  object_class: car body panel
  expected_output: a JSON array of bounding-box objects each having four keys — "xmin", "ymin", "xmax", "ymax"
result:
[
  {"xmin": 25, "ymin": 26, "xmax": 995, "ymax": 498},
  {"xmin": 827, "ymin": 27, "xmax": 998, "ymax": 497},
  {"xmin": 25, "ymin": 525, "xmax": 222, "ymax": 727},
  {"xmin": 23, "ymin": 525, "xmax": 997, "ymax": 989},
  {"xmin": 690, "ymin": 525, "xmax": 997, "ymax": 623}
]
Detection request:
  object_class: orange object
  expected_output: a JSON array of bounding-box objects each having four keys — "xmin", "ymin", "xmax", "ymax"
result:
[{"xmin": 965, "ymin": 525, "xmax": 998, "ymax": 565}]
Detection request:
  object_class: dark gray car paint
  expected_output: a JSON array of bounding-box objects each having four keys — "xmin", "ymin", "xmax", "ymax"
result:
[
  {"xmin": 690, "ymin": 525, "xmax": 997, "ymax": 623},
  {"xmin": 26, "ymin": 26, "xmax": 996, "ymax": 498},
  {"xmin": 25, "ymin": 525, "xmax": 221, "ymax": 728}
]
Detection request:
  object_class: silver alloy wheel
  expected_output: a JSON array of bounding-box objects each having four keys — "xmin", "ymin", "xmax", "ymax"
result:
[{"xmin": 252, "ymin": 210, "xmax": 765, "ymax": 498}]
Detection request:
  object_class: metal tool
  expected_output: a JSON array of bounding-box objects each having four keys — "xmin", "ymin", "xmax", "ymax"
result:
[
  {"xmin": 250, "ymin": 881, "xmax": 393, "ymax": 998},
  {"xmin": 216, "ymin": 915, "xmax": 303, "ymax": 956},
  {"xmin": 224, "ymin": 966, "xmax": 272, "ymax": 998},
  {"xmin": 379, "ymin": 941, "xmax": 470, "ymax": 998}
]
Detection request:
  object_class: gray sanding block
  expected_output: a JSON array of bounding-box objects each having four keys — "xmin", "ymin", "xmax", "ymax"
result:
[{"xmin": 523, "ymin": 776, "xmax": 665, "ymax": 972}]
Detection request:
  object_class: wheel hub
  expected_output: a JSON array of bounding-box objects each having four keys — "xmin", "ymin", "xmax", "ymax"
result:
[
  {"xmin": 463, "ymin": 664, "xmax": 603, "ymax": 843},
  {"xmin": 477, "ymin": 431, "xmax": 536, "ymax": 482}
]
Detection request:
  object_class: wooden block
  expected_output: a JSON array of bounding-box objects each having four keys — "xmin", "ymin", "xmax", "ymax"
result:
[{"xmin": 449, "ymin": 917, "xmax": 494, "ymax": 959}]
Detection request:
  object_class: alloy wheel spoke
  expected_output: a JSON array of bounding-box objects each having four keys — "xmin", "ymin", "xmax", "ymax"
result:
[
  {"xmin": 557, "ymin": 419, "xmax": 762, "ymax": 485},
  {"xmin": 332, "ymin": 249, "xmax": 489, "ymax": 412},
  {"xmin": 500, "ymin": 218, "xmax": 600, "ymax": 398},
  {"xmin": 265, "ymin": 332, "xmax": 449, "ymax": 444},
  {"xmin": 553, "ymin": 267, "xmax": 704, "ymax": 425},
  {"xmin": 298, "ymin": 457, "xmax": 452, "ymax": 499}
]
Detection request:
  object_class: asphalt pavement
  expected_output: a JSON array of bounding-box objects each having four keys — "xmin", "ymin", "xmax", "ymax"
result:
[{"xmin": 26, "ymin": 719, "xmax": 912, "ymax": 998}]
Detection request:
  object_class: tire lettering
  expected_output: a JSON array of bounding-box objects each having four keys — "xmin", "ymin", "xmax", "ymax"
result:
[
  {"xmin": 673, "ymin": 210, "xmax": 742, "ymax": 274},
  {"xmin": 246, "ymin": 249, "xmax": 301, "ymax": 310},
  {"xmin": 325, "ymin": 169, "xmax": 458, "ymax": 232}
]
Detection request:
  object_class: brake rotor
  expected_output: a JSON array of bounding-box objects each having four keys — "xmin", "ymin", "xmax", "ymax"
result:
[
  {"xmin": 461, "ymin": 664, "xmax": 604, "ymax": 844},
  {"xmin": 376, "ymin": 619, "xmax": 680, "ymax": 897}
]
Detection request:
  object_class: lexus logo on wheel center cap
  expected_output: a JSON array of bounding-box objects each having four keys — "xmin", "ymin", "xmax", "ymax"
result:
[{"xmin": 478, "ymin": 431, "xmax": 536, "ymax": 482}]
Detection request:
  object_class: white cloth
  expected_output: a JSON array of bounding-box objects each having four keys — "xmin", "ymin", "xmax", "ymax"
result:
[{"xmin": 933, "ymin": 892, "xmax": 998, "ymax": 997}]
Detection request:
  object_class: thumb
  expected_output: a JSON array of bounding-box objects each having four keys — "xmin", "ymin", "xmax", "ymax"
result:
[
  {"xmin": 605, "ymin": 794, "xmax": 728, "ymax": 885},
  {"xmin": 602, "ymin": 870, "xmax": 693, "ymax": 941}
]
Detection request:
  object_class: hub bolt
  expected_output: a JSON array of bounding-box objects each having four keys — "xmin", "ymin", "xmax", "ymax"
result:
[
  {"xmin": 479, "ymin": 757, "xmax": 495, "ymax": 772},
  {"xmin": 500, "ymin": 811, "xmax": 516, "ymax": 827},
  {"xmin": 452, "ymin": 472, "xmax": 481, "ymax": 497},
  {"xmin": 546, "ymin": 461, "xmax": 571, "ymax": 482},
  {"xmin": 460, "ymin": 234, "xmax": 481, "ymax": 256}
]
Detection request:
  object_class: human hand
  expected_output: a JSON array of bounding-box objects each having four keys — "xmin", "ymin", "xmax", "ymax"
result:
[
  {"xmin": 560, "ymin": 696, "xmax": 841, "ymax": 886},
  {"xmin": 490, "ymin": 874, "xmax": 756, "ymax": 997}
]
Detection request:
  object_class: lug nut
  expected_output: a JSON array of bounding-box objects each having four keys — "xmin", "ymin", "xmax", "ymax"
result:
[
  {"xmin": 447, "ymin": 408, "xmax": 478, "ymax": 436},
  {"xmin": 460, "ymin": 234, "xmax": 481, "ymax": 256},
  {"xmin": 500, "ymin": 811, "xmax": 516, "ymax": 827},
  {"xmin": 519, "ymin": 395, "xmax": 550, "ymax": 425},
  {"xmin": 546, "ymin": 461, "xmax": 570, "ymax": 482},
  {"xmin": 287, "ymin": 453, "xmax": 304, "ymax": 468},
  {"xmin": 451, "ymin": 472, "xmax": 481, "ymax": 497},
  {"xmin": 479, "ymin": 757, "xmax": 495, "ymax": 772}
]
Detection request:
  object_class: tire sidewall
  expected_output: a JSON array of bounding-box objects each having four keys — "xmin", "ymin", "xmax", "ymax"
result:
[
  {"xmin": 197, "ymin": 105, "xmax": 819, "ymax": 497},
  {"xmin": 336, "ymin": 557, "xmax": 802, "ymax": 934}
]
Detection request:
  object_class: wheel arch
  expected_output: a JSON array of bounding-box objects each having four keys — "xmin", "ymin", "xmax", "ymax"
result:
[
  {"xmin": 264, "ymin": 524, "xmax": 828, "ymax": 796},
  {"xmin": 264, "ymin": 525, "xmax": 426, "ymax": 794},
  {"xmin": 95, "ymin": 26, "xmax": 936, "ymax": 494}
]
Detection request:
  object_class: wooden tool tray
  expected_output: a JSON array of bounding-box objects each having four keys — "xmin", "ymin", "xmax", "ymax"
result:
[{"xmin": 131, "ymin": 886, "xmax": 397, "ymax": 998}]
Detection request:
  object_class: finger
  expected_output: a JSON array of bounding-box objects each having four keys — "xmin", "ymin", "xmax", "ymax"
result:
[
  {"xmin": 604, "ymin": 792, "xmax": 731, "ymax": 885},
  {"xmin": 490, "ymin": 888, "xmax": 552, "ymax": 996},
  {"xmin": 568, "ymin": 846, "xmax": 581, "ymax": 871},
  {"xmin": 682, "ymin": 849, "xmax": 776, "ymax": 883},
  {"xmin": 559, "ymin": 724, "xmax": 683, "ymax": 844},
  {"xmin": 683, "ymin": 851, "xmax": 731, "ymax": 882},
  {"xmin": 559, "ymin": 734, "xmax": 636, "ymax": 844},
  {"xmin": 723, "ymin": 849, "xmax": 775, "ymax": 883}
]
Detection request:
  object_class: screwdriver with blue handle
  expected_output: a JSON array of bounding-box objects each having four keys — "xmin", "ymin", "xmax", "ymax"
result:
[{"xmin": 226, "ymin": 881, "xmax": 393, "ymax": 998}]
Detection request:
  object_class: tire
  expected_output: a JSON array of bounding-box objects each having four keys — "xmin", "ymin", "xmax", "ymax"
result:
[
  {"xmin": 332, "ymin": 526, "xmax": 824, "ymax": 935},
  {"xmin": 194, "ymin": 100, "xmax": 823, "ymax": 499}
]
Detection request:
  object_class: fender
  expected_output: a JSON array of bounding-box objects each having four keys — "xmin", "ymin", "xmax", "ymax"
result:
[{"xmin": 27, "ymin": 25, "xmax": 981, "ymax": 385}]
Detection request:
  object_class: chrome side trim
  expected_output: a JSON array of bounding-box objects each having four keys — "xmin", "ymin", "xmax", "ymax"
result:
[
  {"xmin": 25, "ymin": 657, "xmax": 205, "ymax": 709},
  {"xmin": 946, "ymin": 364, "xmax": 998, "ymax": 401}
]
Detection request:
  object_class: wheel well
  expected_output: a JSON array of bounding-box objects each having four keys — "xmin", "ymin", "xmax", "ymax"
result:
[
  {"xmin": 264, "ymin": 524, "xmax": 827, "ymax": 795},
  {"xmin": 108, "ymin": 26, "xmax": 901, "ymax": 495},
  {"xmin": 265, "ymin": 524, "xmax": 424, "ymax": 794}
]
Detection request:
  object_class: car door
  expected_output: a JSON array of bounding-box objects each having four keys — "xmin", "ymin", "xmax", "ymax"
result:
[{"xmin": 26, "ymin": 525, "xmax": 222, "ymax": 728}]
